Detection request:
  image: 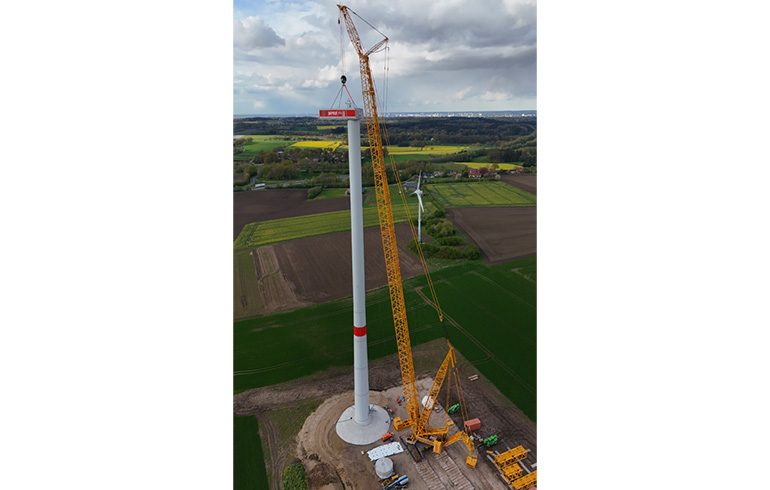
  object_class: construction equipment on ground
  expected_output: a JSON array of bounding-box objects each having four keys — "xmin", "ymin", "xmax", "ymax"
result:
[
  {"xmin": 492, "ymin": 445, "xmax": 528, "ymax": 468},
  {"xmin": 384, "ymin": 474, "xmax": 409, "ymax": 489},
  {"xmin": 502, "ymin": 462, "xmax": 524, "ymax": 482},
  {"xmin": 382, "ymin": 432, "xmax": 393, "ymax": 442},
  {"xmin": 381, "ymin": 474, "xmax": 399, "ymax": 487},
  {"xmin": 483, "ymin": 435, "xmax": 498, "ymax": 447},
  {"xmin": 447, "ymin": 403, "xmax": 460, "ymax": 414},
  {"xmin": 488, "ymin": 445, "xmax": 533, "ymax": 487},
  {"xmin": 512, "ymin": 470, "xmax": 537, "ymax": 490},
  {"xmin": 338, "ymin": 4, "xmax": 477, "ymax": 468}
]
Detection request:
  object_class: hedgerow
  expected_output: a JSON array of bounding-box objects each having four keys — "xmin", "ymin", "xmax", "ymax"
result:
[{"xmin": 282, "ymin": 463, "xmax": 308, "ymax": 490}]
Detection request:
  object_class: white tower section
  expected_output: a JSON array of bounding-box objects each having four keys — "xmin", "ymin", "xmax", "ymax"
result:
[
  {"xmin": 321, "ymin": 107, "xmax": 390, "ymax": 445},
  {"xmin": 348, "ymin": 116, "xmax": 371, "ymax": 424}
]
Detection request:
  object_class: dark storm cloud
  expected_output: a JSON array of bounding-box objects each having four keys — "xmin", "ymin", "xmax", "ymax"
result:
[
  {"xmin": 424, "ymin": 46, "xmax": 536, "ymax": 73},
  {"xmin": 341, "ymin": 0, "xmax": 536, "ymax": 50}
]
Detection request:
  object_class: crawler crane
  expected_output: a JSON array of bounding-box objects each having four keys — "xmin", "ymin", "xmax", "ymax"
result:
[{"xmin": 337, "ymin": 4, "xmax": 477, "ymax": 468}]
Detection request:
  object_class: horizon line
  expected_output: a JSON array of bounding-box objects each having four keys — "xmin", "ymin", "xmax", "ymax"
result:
[{"xmin": 234, "ymin": 109, "xmax": 537, "ymax": 118}]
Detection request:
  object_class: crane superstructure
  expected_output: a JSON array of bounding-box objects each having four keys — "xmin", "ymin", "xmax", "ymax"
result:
[{"xmin": 337, "ymin": 4, "xmax": 477, "ymax": 468}]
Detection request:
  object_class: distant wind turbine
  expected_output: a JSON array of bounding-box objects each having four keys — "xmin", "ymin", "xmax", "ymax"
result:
[{"xmin": 412, "ymin": 171, "xmax": 425, "ymax": 243}]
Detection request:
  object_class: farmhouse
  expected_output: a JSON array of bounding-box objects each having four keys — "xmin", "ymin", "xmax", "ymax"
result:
[{"xmin": 469, "ymin": 168, "xmax": 482, "ymax": 178}]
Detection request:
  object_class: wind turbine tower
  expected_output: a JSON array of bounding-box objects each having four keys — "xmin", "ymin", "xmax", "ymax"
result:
[
  {"xmin": 319, "ymin": 94, "xmax": 390, "ymax": 445},
  {"xmin": 412, "ymin": 171, "xmax": 425, "ymax": 243}
]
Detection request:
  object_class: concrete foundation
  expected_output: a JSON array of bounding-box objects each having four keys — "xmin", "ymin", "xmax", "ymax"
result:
[{"xmin": 335, "ymin": 404, "xmax": 391, "ymax": 445}]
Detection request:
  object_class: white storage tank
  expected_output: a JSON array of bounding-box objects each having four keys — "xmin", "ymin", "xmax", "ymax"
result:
[
  {"xmin": 421, "ymin": 396, "xmax": 435, "ymax": 410},
  {"xmin": 375, "ymin": 457, "xmax": 394, "ymax": 479}
]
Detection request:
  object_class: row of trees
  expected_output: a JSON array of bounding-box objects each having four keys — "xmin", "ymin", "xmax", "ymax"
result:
[{"xmin": 234, "ymin": 116, "xmax": 537, "ymax": 147}]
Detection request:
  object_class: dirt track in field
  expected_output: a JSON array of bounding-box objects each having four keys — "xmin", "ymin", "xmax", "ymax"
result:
[
  {"xmin": 236, "ymin": 223, "xmax": 425, "ymax": 319},
  {"xmin": 500, "ymin": 174, "xmax": 537, "ymax": 195},
  {"xmin": 234, "ymin": 190, "xmax": 350, "ymax": 240},
  {"xmin": 448, "ymin": 207, "xmax": 536, "ymax": 265},
  {"xmin": 233, "ymin": 338, "xmax": 537, "ymax": 490}
]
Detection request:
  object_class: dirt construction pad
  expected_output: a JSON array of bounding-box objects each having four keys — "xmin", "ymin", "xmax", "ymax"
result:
[{"xmin": 234, "ymin": 339, "xmax": 537, "ymax": 490}]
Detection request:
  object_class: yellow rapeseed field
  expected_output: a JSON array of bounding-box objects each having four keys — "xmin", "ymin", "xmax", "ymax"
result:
[
  {"xmin": 464, "ymin": 162, "xmax": 522, "ymax": 170},
  {"xmin": 292, "ymin": 141, "xmax": 343, "ymax": 151},
  {"xmin": 290, "ymin": 142, "xmax": 469, "ymax": 156}
]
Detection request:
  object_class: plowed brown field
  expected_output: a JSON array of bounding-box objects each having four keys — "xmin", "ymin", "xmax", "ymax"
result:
[
  {"xmin": 237, "ymin": 223, "xmax": 425, "ymax": 319},
  {"xmin": 448, "ymin": 207, "xmax": 536, "ymax": 265},
  {"xmin": 500, "ymin": 174, "xmax": 537, "ymax": 195},
  {"xmin": 233, "ymin": 190, "xmax": 350, "ymax": 240}
]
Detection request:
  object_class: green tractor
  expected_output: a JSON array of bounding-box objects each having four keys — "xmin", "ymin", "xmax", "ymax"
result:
[{"xmin": 447, "ymin": 404, "xmax": 460, "ymax": 414}]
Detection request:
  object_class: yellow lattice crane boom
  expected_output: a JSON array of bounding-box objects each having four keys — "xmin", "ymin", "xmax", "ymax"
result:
[
  {"xmin": 338, "ymin": 4, "xmax": 419, "ymax": 431},
  {"xmin": 338, "ymin": 4, "xmax": 477, "ymax": 468}
]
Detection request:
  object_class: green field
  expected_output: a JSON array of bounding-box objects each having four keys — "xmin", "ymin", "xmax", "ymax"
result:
[
  {"xmin": 234, "ymin": 253, "xmax": 262, "ymax": 320},
  {"xmin": 286, "ymin": 141, "xmax": 468, "ymax": 156},
  {"xmin": 234, "ymin": 258, "xmax": 536, "ymax": 420},
  {"xmin": 234, "ymin": 186, "xmax": 436, "ymax": 251},
  {"xmin": 234, "ymin": 415, "xmax": 269, "ymax": 490},
  {"xmin": 426, "ymin": 181, "xmax": 536, "ymax": 208},
  {"xmin": 310, "ymin": 188, "xmax": 348, "ymax": 200},
  {"xmin": 235, "ymin": 136, "xmax": 298, "ymax": 161}
]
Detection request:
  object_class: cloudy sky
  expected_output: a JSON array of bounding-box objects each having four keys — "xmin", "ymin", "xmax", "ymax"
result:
[{"xmin": 234, "ymin": 0, "xmax": 536, "ymax": 115}]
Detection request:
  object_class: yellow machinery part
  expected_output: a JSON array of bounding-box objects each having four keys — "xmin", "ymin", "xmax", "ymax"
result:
[
  {"xmin": 512, "ymin": 470, "xmax": 537, "ymax": 490},
  {"xmin": 494, "ymin": 445, "xmax": 527, "ymax": 468},
  {"xmin": 501, "ymin": 463, "xmax": 523, "ymax": 483}
]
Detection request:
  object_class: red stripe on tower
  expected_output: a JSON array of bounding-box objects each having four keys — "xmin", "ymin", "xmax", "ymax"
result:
[{"xmin": 354, "ymin": 325, "xmax": 367, "ymax": 337}]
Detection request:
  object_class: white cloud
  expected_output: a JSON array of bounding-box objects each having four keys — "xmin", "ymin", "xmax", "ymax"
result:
[
  {"xmin": 302, "ymin": 64, "xmax": 342, "ymax": 88},
  {"xmin": 233, "ymin": 0, "xmax": 536, "ymax": 114},
  {"xmin": 234, "ymin": 16, "xmax": 285, "ymax": 50},
  {"xmin": 482, "ymin": 91, "xmax": 512, "ymax": 101},
  {"xmin": 454, "ymin": 87, "xmax": 472, "ymax": 101}
]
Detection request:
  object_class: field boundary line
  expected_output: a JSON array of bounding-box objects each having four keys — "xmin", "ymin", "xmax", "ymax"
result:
[
  {"xmin": 467, "ymin": 271, "xmax": 536, "ymax": 309},
  {"xmin": 438, "ymin": 275, "xmax": 535, "ymax": 348},
  {"xmin": 413, "ymin": 287, "xmax": 534, "ymax": 395},
  {"xmin": 511, "ymin": 267, "xmax": 536, "ymax": 284}
]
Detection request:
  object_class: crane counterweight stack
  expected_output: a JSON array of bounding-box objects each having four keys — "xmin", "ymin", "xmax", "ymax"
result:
[{"xmin": 337, "ymin": 4, "xmax": 477, "ymax": 468}]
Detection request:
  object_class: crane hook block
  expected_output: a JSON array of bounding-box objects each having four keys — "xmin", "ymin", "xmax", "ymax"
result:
[{"xmin": 340, "ymin": 75, "xmax": 347, "ymax": 85}]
